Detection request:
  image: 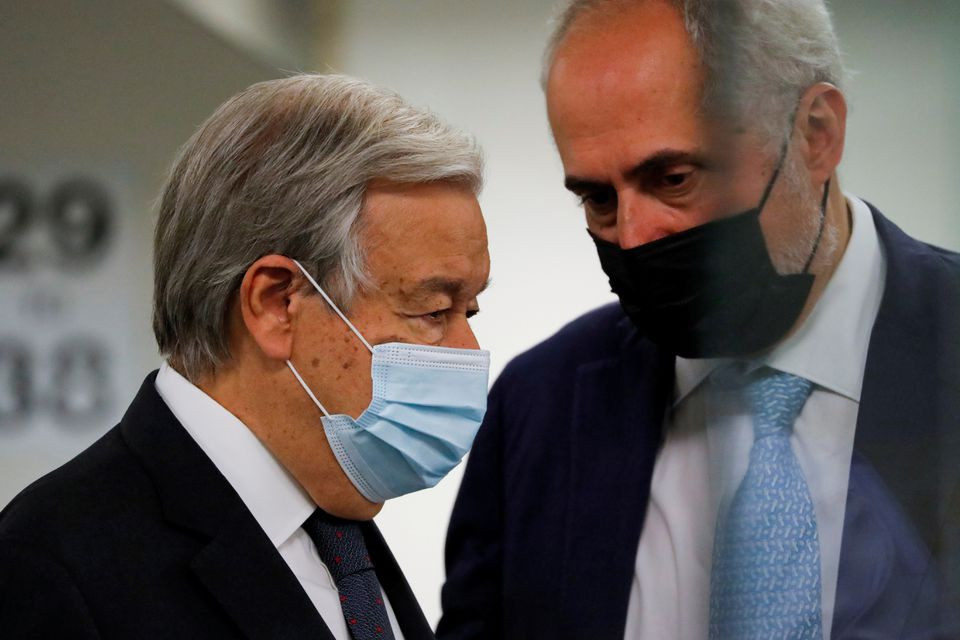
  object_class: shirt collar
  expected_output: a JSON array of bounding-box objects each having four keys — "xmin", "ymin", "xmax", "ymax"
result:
[
  {"xmin": 674, "ymin": 194, "xmax": 886, "ymax": 405},
  {"xmin": 154, "ymin": 362, "xmax": 315, "ymax": 548}
]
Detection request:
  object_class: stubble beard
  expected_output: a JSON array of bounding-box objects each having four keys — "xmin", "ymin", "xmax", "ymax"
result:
[{"xmin": 770, "ymin": 150, "xmax": 838, "ymax": 275}]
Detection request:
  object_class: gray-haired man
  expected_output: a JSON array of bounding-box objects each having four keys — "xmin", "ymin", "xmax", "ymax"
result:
[
  {"xmin": 441, "ymin": 1, "xmax": 960, "ymax": 638},
  {"xmin": 0, "ymin": 74, "xmax": 490, "ymax": 639}
]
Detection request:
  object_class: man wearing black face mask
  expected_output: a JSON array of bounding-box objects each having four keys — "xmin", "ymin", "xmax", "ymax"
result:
[{"xmin": 439, "ymin": 1, "xmax": 960, "ymax": 639}]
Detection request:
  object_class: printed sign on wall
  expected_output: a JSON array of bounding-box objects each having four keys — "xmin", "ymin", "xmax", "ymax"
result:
[{"xmin": 0, "ymin": 169, "xmax": 146, "ymax": 504}]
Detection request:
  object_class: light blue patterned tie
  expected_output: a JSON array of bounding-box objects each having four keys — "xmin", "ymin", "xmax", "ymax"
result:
[{"xmin": 709, "ymin": 367, "xmax": 822, "ymax": 640}]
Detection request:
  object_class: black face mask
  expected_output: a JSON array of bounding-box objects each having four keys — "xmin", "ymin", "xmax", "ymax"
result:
[{"xmin": 592, "ymin": 157, "xmax": 829, "ymax": 358}]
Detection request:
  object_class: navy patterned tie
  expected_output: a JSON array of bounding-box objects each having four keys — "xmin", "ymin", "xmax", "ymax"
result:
[
  {"xmin": 709, "ymin": 367, "xmax": 822, "ymax": 639},
  {"xmin": 303, "ymin": 509, "xmax": 396, "ymax": 640}
]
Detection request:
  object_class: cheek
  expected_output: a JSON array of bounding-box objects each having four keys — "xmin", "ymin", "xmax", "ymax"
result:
[
  {"xmin": 302, "ymin": 326, "xmax": 366, "ymax": 379},
  {"xmin": 761, "ymin": 199, "xmax": 823, "ymax": 273},
  {"xmin": 335, "ymin": 332, "xmax": 365, "ymax": 369},
  {"xmin": 350, "ymin": 304, "xmax": 414, "ymax": 346},
  {"xmin": 394, "ymin": 317, "xmax": 445, "ymax": 346},
  {"xmin": 418, "ymin": 323, "xmax": 446, "ymax": 346},
  {"xmin": 587, "ymin": 217, "xmax": 619, "ymax": 244}
]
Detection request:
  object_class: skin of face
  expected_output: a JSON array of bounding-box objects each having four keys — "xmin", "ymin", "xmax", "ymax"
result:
[
  {"xmin": 292, "ymin": 181, "xmax": 490, "ymax": 420},
  {"xmin": 199, "ymin": 181, "xmax": 490, "ymax": 520},
  {"xmin": 546, "ymin": 0, "xmax": 849, "ymax": 288}
]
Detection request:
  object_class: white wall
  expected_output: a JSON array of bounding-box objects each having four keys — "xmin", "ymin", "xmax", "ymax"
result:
[
  {"xmin": 832, "ymin": 0, "xmax": 960, "ymax": 250},
  {"xmin": 331, "ymin": 0, "xmax": 960, "ymax": 626}
]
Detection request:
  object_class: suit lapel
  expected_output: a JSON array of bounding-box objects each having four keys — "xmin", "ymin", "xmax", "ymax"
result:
[
  {"xmin": 120, "ymin": 373, "xmax": 333, "ymax": 640},
  {"xmin": 362, "ymin": 523, "xmax": 435, "ymax": 640},
  {"xmin": 558, "ymin": 321, "xmax": 673, "ymax": 638},
  {"xmin": 833, "ymin": 207, "xmax": 960, "ymax": 634},
  {"xmin": 851, "ymin": 208, "xmax": 951, "ymax": 552},
  {"xmin": 191, "ymin": 514, "xmax": 334, "ymax": 640},
  {"xmin": 854, "ymin": 207, "xmax": 960, "ymax": 554}
]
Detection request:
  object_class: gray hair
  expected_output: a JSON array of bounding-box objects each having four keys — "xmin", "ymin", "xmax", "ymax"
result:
[
  {"xmin": 153, "ymin": 74, "xmax": 483, "ymax": 381},
  {"xmin": 544, "ymin": 0, "xmax": 846, "ymax": 147}
]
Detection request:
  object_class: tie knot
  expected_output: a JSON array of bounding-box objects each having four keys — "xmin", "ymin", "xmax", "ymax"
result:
[
  {"xmin": 745, "ymin": 369, "xmax": 813, "ymax": 439},
  {"xmin": 303, "ymin": 508, "xmax": 374, "ymax": 582}
]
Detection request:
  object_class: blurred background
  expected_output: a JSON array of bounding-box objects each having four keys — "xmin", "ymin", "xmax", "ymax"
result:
[{"xmin": 1, "ymin": 0, "xmax": 957, "ymax": 626}]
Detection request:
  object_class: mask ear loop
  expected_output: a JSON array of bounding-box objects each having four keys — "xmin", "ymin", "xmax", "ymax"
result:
[
  {"xmin": 758, "ymin": 127, "xmax": 830, "ymax": 275},
  {"xmin": 290, "ymin": 259, "xmax": 374, "ymax": 354},
  {"xmin": 770, "ymin": 105, "xmax": 829, "ymax": 274},
  {"xmin": 285, "ymin": 259, "xmax": 375, "ymax": 418},
  {"xmin": 758, "ymin": 155, "xmax": 785, "ymax": 212},
  {"xmin": 756, "ymin": 139, "xmax": 790, "ymax": 214},
  {"xmin": 286, "ymin": 360, "xmax": 331, "ymax": 417},
  {"xmin": 802, "ymin": 178, "xmax": 831, "ymax": 274}
]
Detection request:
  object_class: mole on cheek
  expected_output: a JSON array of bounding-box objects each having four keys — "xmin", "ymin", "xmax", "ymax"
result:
[
  {"xmin": 342, "ymin": 361, "xmax": 350, "ymax": 370},
  {"xmin": 311, "ymin": 358, "xmax": 320, "ymax": 368}
]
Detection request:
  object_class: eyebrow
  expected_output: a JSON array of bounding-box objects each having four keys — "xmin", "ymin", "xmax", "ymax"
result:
[
  {"xmin": 409, "ymin": 276, "xmax": 492, "ymax": 299},
  {"xmin": 564, "ymin": 148, "xmax": 705, "ymax": 194}
]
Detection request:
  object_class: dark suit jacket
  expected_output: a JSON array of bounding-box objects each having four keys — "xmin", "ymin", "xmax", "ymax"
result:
[
  {"xmin": 0, "ymin": 371, "xmax": 435, "ymax": 640},
  {"xmin": 439, "ymin": 206, "xmax": 960, "ymax": 639}
]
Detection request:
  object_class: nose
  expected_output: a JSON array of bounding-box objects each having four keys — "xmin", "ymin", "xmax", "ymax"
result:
[
  {"xmin": 615, "ymin": 191, "xmax": 676, "ymax": 249},
  {"xmin": 446, "ymin": 315, "xmax": 481, "ymax": 350}
]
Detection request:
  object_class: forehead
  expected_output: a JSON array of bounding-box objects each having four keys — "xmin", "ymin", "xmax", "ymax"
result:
[
  {"xmin": 360, "ymin": 181, "xmax": 489, "ymax": 295},
  {"xmin": 546, "ymin": 1, "xmax": 711, "ymax": 172}
]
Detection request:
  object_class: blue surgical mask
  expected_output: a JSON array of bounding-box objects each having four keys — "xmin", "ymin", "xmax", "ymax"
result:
[{"xmin": 286, "ymin": 260, "xmax": 490, "ymax": 503}]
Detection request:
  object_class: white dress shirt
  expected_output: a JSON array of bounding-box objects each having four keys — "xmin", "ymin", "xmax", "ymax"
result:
[
  {"xmin": 623, "ymin": 195, "xmax": 887, "ymax": 639},
  {"xmin": 155, "ymin": 364, "xmax": 405, "ymax": 640}
]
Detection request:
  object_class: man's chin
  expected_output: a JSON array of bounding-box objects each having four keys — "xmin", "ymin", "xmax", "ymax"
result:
[{"xmin": 318, "ymin": 491, "xmax": 384, "ymax": 522}]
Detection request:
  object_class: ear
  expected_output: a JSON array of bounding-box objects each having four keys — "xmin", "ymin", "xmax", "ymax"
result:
[
  {"xmin": 238, "ymin": 255, "xmax": 303, "ymax": 361},
  {"xmin": 795, "ymin": 82, "xmax": 847, "ymax": 185}
]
